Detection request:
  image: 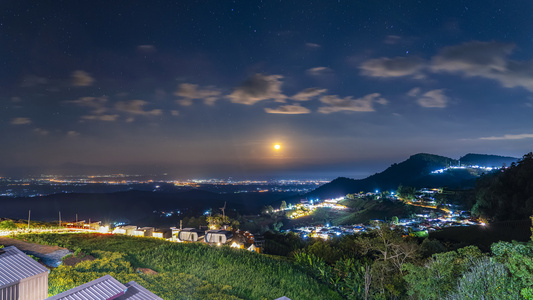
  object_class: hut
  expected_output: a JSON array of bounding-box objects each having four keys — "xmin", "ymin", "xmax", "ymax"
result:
[
  {"xmin": 113, "ymin": 225, "xmax": 137, "ymax": 236},
  {"xmin": 152, "ymin": 229, "xmax": 172, "ymax": 239},
  {"xmin": 205, "ymin": 230, "xmax": 233, "ymax": 245},
  {"xmin": 133, "ymin": 227, "xmax": 154, "ymax": 237},
  {"xmin": 177, "ymin": 228, "xmax": 205, "ymax": 242},
  {"xmin": 0, "ymin": 246, "xmax": 48, "ymax": 300}
]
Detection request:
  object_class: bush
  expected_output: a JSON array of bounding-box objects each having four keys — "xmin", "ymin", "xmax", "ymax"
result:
[{"xmin": 446, "ymin": 257, "xmax": 521, "ymax": 299}]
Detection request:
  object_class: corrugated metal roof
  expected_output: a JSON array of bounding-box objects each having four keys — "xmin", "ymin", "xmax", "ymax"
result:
[
  {"xmin": 0, "ymin": 246, "xmax": 49, "ymax": 288},
  {"xmin": 46, "ymin": 274, "xmax": 126, "ymax": 300},
  {"xmin": 46, "ymin": 275, "xmax": 162, "ymax": 300},
  {"xmin": 117, "ymin": 281, "xmax": 163, "ymax": 300}
]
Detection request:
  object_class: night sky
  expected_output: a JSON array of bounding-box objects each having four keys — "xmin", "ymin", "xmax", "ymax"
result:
[{"xmin": 1, "ymin": 1, "xmax": 532, "ymax": 179}]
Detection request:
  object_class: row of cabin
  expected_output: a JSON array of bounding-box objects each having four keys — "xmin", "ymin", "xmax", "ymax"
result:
[
  {"xmin": 112, "ymin": 226, "xmax": 173, "ymax": 239},
  {"xmin": 112, "ymin": 226, "xmax": 260, "ymax": 250},
  {"xmin": 178, "ymin": 228, "xmax": 233, "ymax": 244},
  {"xmin": 113, "ymin": 226, "xmax": 234, "ymax": 245}
]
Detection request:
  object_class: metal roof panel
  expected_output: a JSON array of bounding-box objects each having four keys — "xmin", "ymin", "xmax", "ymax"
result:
[{"xmin": 0, "ymin": 246, "xmax": 49, "ymax": 288}]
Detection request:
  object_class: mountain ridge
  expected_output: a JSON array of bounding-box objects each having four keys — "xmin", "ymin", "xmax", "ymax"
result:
[{"xmin": 306, "ymin": 153, "xmax": 518, "ymax": 199}]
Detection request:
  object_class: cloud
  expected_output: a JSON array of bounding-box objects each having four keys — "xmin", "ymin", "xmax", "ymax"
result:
[
  {"xmin": 318, "ymin": 93, "xmax": 385, "ymax": 113},
  {"xmin": 360, "ymin": 41, "xmax": 533, "ymax": 92},
  {"xmin": 264, "ymin": 104, "xmax": 311, "ymax": 114},
  {"xmin": 171, "ymin": 110, "xmax": 180, "ymax": 116},
  {"xmin": 431, "ymin": 41, "xmax": 533, "ymax": 91},
  {"xmin": 479, "ymin": 133, "xmax": 533, "ymax": 140},
  {"xmin": 137, "ymin": 44, "xmax": 157, "ymax": 53},
  {"xmin": 71, "ymin": 70, "xmax": 95, "ymax": 87},
  {"xmin": 11, "ymin": 117, "xmax": 32, "ymax": 125},
  {"xmin": 407, "ymin": 87, "xmax": 421, "ymax": 97},
  {"xmin": 431, "ymin": 41, "xmax": 513, "ymax": 74},
  {"xmin": 20, "ymin": 75, "xmax": 48, "ymax": 87},
  {"xmin": 384, "ymin": 35, "xmax": 402, "ymax": 45},
  {"xmin": 414, "ymin": 89, "xmax": 448, "ymax": 108},
  {"xmin": 175, "ymin": 83, "xmax": 221, "ymax": 106},
  {"xmin": 360, "ymin": 56, "xmax": 426, "ymax": 78},
  {"xmin": 375, "ymin": 98, "xmax": 389, "ymax": 105},
  {"xmin": 306, "ymin": 66, "xmax": 333, "ymax": 76},
  {"xmin": 227, "ymin": 74, "xmax": 286, "ymax": 105},
  {"xmin": 291, "ymin": 88, "xmax": 327, "ymax": 101},
  {"xmin": 66, "ymin": 96, "xmax": 120, "ymax": 121},
  {"xmin": 33, "ymin": 128, "xmax": 49, "ymax": 136},
  {"xmin": 115, "ymin": 100, "xmax": 163, "ymax": 116},
  {"xmin": 66, "ymin": 96, "xmax": 108, "ymax": 114},
  {"xmin": 306, "ymin": 43, "xmax": 321, "ymax": 48},
  {"xmin": 81, "ymin": 114, "xmax": 119, "ymax": 121},
  {"xmin": 179, "ymin": 99, "xmax": 193, "ymax": 106},
  {"xmin": 67, "ymin": 131, "xmax": 80, "ymax": 137},
  {"xmin": 11, "ymin": 97, "xmax": 22, "ymax": 103}
]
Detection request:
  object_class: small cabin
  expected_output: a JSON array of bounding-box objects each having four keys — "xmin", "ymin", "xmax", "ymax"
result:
[
  {"xmin": 113, "ymin": 225, "xmax": 137, "ymax": 236},
  {"xmin": 205, "ymin": 230, "xmax": 233, "ymax": 244},
  {"xmin": 177, "ymin": 228, "xmax": 205, "ymax": 242},
  {"xmin": 153, "ymin": 229, "xmax": 172, "ymax": 239},
  {"xmin": 133, "ymin": 227, "xmax": 154, "ymax": 237},
  {"xmin": 0, "ymin": 246, "xmax": 49, "ymax": 300}
]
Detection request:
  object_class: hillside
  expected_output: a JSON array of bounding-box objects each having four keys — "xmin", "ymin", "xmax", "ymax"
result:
[
  {"xmin": 305, "ymin": 153, "xmax": 519, "ymax": 200},
  {"xmin": 307, "ymin": 153, "xmax": 463, "ymax": 199},
  {"xmin": 472, "ymin": 153, "xmax": 533, "ymax": 221},
  {"xmin": 14, "ymin": 233, "xmax": 341, "ymax": 300},
  {"xmin": 459, "ymin": 153, "xmax": 517, "ymax": 167}
]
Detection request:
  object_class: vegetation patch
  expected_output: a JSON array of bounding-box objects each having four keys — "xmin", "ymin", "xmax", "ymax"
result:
[{"xmin": 16, "ymin": 233, "xmax": 341, "ymax": 300}]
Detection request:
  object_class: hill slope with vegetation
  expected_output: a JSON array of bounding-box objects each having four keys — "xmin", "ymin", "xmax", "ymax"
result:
[
  {"xmin": 307, "ymin": 153, "xmax": 468, "ymax": 199},
  {"xmin": 15, "ymin": 233, "xmax": 341, "ymax": 300},
  {"xmin": 473, "ymin": 153, "xmax": 533, "ymax": 221},
  {"xmin": 459, "ymin": 153, "xmax": 518, "ymax": 167}
]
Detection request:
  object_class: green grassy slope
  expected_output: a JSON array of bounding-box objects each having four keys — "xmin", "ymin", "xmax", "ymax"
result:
[{"xmin": 16, "ymin": 233, "xmax": 342, "ymax": 300}]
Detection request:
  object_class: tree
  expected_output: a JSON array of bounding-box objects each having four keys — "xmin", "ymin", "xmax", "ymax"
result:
[
  {"xmin": 0, "ymin": 220, "xmax": 17, "ymax": 230},
  {"xmin": 397, "ymin": 185, "xmax": 416, "ymax": 202},
  {"xmin": 207, "ymin": 214, "xmax": 239, "ymax": 230},
  {"xmin": 491, "ymin": 241, "xmax": 533, "ymax": 298},
  {"xmin": 356, "ymin": 222, "xmax": 420, "ymax": 297},
  {"xmin": 280, "ymin": 201, "xmax": 287, "ymax": 211},
  {"xmin": 402, "ymin": 246, "xmax": 484, "ymax": 299}
]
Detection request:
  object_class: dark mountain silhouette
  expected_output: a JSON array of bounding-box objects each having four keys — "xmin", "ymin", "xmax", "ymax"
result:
[
  {"xmin": 459, "ymin": 153, "xmax": 518, "ymax": 167},
  {"xmin": 305, "ymin": 153, "xmax": 509, "ymax": 199}
]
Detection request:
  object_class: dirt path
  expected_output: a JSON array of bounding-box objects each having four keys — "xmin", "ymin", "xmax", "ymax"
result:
[
  {"xmin": 0, "ymin": 237, "xmax": 65, "ymax": 254},
  {"xmin": 0, "ymin": 237, "xmax": 71, "ymax": 267}
]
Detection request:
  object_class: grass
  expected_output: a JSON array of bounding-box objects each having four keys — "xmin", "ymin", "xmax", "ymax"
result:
[{"xmin": 16, "ymin": 233, "xmax": 342, "ymax": 300}]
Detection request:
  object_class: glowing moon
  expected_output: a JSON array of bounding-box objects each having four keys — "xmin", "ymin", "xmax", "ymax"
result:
[{"xmin": 274, "ymin": 144, "xmax": 281, "ymax": 150}]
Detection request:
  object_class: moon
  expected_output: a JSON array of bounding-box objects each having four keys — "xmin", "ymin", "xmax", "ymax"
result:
[{"xmin": 274, "ymin": 144, "xmax": 281, "ymax": 150}]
